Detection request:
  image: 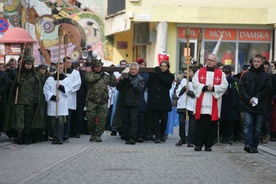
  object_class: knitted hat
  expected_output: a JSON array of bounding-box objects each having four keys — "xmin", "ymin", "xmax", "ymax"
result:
[{"xmin": 136, "ymin": 58, "xmax": 145, "ymax": 65}]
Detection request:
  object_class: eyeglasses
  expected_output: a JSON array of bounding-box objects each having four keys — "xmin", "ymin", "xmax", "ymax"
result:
[{"xmin": 207, "ymin": 59, "xmax": 215, "ymax": 62}]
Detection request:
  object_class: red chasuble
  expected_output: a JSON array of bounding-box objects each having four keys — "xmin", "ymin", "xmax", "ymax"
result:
[{"xmin": 195, "ymin": 67, "xmax": 222, "ymax": 121}]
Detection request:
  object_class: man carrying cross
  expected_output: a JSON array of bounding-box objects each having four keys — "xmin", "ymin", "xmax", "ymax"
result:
[{"xmin": 192, "ymin": 53, "xmax": 228, "ymax": 151}]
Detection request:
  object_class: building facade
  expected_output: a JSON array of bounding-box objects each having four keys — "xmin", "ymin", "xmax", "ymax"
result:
[{"xmin": 105, "ymin": 0, "xmax": 276, "ymax": 73}]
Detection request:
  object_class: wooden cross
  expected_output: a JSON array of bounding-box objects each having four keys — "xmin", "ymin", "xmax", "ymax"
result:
[{"xmin": 102, "ymin": 66, "xmax": 155, "ymax": 78}]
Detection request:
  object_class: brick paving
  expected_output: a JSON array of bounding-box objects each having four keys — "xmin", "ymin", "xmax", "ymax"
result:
[{"xmin": 0, "ymin": 129, "xmax": 275, "ymax": 184}]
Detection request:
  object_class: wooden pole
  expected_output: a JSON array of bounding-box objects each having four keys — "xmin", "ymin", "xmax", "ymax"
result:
[
  {"xmin": 196, "ymin": 30, "xmax": 203, "ymax": 66},
  {"xmin": 185, "ymin": 26, "xmax": 191, "ymax": 122},
  {"xmin": 64, "ymin": 33, "xmax": 68, "ymax": 74},
  {"xmin": 15, "ymin": 43, "xmax": 26, "ymax": 104},
  {"xmin": 56, "ymin": 25, "xmax": 63, "ymax": 118}
]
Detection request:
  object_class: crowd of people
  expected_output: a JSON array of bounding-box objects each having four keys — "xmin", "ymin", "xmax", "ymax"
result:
[{"xmin": 0, "ymin": 53, "xmax": 275, "ymax": 153}]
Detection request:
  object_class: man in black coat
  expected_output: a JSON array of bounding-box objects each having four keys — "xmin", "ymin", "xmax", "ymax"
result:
[
  {"xmin": 0, "ymin": 64, "xmax": 9, "ymax": 136},
  {"xmin": 116, "ymin": 62, "xmax": 145, "ymax": 145},
  {"xmin": 240, "ymin": 54, "xmax": 272, "ymax": 153}
]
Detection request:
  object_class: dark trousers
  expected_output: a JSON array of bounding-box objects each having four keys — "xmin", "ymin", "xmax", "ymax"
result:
[
  {"xmin": 137, "ymin": 111, "xmax": 147, "ymax": 139},
  {"xmin": 151, "ymin": 110, "xmax": 168, "ymax": 139},
  {"xmin": 178, "ymin": 112, "xmax": 186, "ymax": 140},
  {"xmin": 122, "ymin": 106, "xmax": 139, "ymax": 140},
  {"xmin": 51, "ymin": 116, "xmax": 65, "ymax": 141},
  {"xmin": 193, "ymin": 114, "xmax": 218, "ymax": 147},
  {"xmin": 71, "ymin": 106, "xmax": 85, "ymax": 136},
  {"xmin": 219, "ymin": 120, "xmax": 233, "ymax": 138},
  {"xmin": 188, "ymin": 112, "xmax": 195, "ymax": 143},
  {"xmin": 63, "ymin": 109, "xmax": 72, "ymax": 139}
]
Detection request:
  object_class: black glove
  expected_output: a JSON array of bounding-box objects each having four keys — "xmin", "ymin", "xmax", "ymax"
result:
[
  {"xmin": 50, "ymin": 95, "xmax": 57, "ymax": 101},
  {"xmin": 58, "ymin": 85, "xmax": 65, "ymax": 93},
  {"xmin": 187, "ymin": 90, "xmax": 195, "ymax": 98},
  {"xmin": 202, "ymin": 86, "xmax": 208, "ymax": 92},
  {"xmin": 155, "ymin": 66, "xmax": 161, "ymax": 73},
  {"xmin": 100, "ymin": 71, "xmax": 105, "ymax": 77},
  {"xmin": 15, "ymin": 82, "xmax": 20, "ymax": 88},
  {"xmin": 179, "ymin": 87, "xmax": 186, "ymax": 96}
]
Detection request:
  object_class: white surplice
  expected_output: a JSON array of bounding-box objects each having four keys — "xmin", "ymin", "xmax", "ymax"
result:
[
  {"xmin": 43, "ymin": 76, "xmax": 72, "ymax": 116},
  {"xmin": 66, "ymin": 69, "xmax": 81, "ymax": 110}
]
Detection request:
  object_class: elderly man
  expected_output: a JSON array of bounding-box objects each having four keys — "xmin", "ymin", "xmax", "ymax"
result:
[
  {"xmin": 192, "ymin": 54, "xmax": 228, "ymax": 151},
  {"xmin": 116, "ymin": 62, "xmax": 145, "ymax": 145}
]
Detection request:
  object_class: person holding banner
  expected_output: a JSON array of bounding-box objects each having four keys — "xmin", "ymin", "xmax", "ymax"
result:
[
  {"xmin": 192, "ymin": 54, "xmax": 228, "ymax": 151},
  {"xmin": 4, "ymin": 56, "xmax": 45, "ymax": 145}
]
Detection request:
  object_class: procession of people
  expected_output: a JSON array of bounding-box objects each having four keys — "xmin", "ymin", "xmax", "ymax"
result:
[{"xmin": 0, "ymin": 51, "xmax": 275, "ymax": 153}]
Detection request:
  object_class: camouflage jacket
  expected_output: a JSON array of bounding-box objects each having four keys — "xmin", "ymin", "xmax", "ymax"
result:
[{"xmin": 85, "ymin": 71, "xmax": 116, "ymax": 104}]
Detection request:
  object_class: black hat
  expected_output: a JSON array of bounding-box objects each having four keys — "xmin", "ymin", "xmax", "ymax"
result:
[
  {"xmin": 38, "ymin": 63, "xmax": 48, "ymax": 69},
  {"xmin": 72, "ymin": 61, "xmax": 80, "ymax": 67},
  {"xmin": 49, "ymin": 66, "xmax": 56, "ymax": 72},
  {"xmin": 24, "ymin": 56, "xmax": 35, "ymax": 63},
  {"xmin": 85, "ymin": 62, "xmax": 92, "ymax": 67}
]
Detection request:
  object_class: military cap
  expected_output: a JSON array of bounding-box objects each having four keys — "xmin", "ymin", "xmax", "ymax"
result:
[
  {"xmin": 23, "ymin": 56, "xmax": 35, "ymax": 63},
  {"xmin": 49, "ymin": 66, "xmax": 56, "ymax": 72},
  {"xmin": 38, "ymin": 63, "xmax": 48, "ymax": 69},
  {"xmin": 91, "ymin": 58, "xmax": 103, "ymax": 67}
]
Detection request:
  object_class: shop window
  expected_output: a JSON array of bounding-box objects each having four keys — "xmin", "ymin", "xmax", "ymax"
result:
[
  {"xmin": 178, "ymin": 42, "xmax": 196, "ymax": 71},
  {"xmin": 204, "ymin": 41, "xmax": 236, "ymax": 68},
  {"xmin": 238, "ymin": 42, "xmax": 270, "ymax": 72}
]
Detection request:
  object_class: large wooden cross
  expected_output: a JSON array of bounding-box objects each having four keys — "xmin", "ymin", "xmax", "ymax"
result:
[{"xmin": 102, "ymin": 66, "xmax": 155, "ymax": 78}]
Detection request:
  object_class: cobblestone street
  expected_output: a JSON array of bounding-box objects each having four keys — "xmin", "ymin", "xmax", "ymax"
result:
[{"xmin": 0, "ymin": 129, "xmax": 275, "ymax": 184}]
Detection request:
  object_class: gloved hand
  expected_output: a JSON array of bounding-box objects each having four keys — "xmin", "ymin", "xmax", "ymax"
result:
[
  {"xmin": 187, "ymin": 90, "xmax": 195, "ymax": 98},
  {"xmin": 15, "ymin": 82, "xmax": 20, "ymax": 88},
  {"xmin": 155, "ymin": 66, "xmax": 161, "ymax": 73},
  {"xmin": 179, "ymin": 87, "xmax": 186, "ymax": 96},
  {"xmin": 99, "ymin": 71, "xmax": 105, "ymax": 77}
]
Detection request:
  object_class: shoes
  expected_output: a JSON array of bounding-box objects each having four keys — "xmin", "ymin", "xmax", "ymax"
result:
[
  {"xmin": 205, "ymin": 147, "xmax": 212, "ymax": 151},
  {"xmin": 52, "ymin": 139, "xmax": 63, "ymax": 144},
  {"xmin": 144, "ymin": 135, "xmax": 151, "ymax": 141},
  {"xmin": 262, "ymin": 134, "xmax": 270, "ymax": 144},
  {"xmin": 137, "ymin": 138, "xmax": 144, "ymax": 143},
  {"xmin": 187, "ymin": 142, "xmax": 194, "ymax": 147},
  {"xmin": 175, "ymin": 139, "xmax": 186, "ymax": 146},
  {"xmin": 244, "ymin": 146, "xmax": 252, "ymax": 153},
  {"xmin": 75, "ymin": 134, "xmax": 81, "ymax": 138},
  {"xmin": 110, "ymin": 131, "xmax": 117, "ymax": 136},
  {"xmin": 194, "ymin": 145, "xmax": 202, "ymax": 151},
  {"xmin": 95, "ymin": 136, "xmax": 102, "ymax": 142},
  {"xmin": 160, "ymin": 136, "xmax": 167, "ymax": 142},
  {"xmin": 154, "ymin": 138, "xmax": 161, "ymax": 144},
  {"xmin": 63, "ymin": 138, "xmax": 69, "ymax": 143},
  {"xmin": 125, "ymin": 139, "xmax": 136, "ymax": 145},
  {"xmin": 89, "ymin": 135, "xmax": 95, "ymax": 142},
  {"xmin": 252, "ymin": 148, "xmax": 258, "ymax": 153}
]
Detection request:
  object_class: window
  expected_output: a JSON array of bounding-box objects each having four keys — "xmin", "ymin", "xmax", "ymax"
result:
[{"xmin": 107, "ymin": 0, "xmax": 125, "ymax": 16}]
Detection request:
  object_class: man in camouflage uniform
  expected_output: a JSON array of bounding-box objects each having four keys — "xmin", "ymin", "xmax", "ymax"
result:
[
  {"xmin": 85, "ymin": 58, "xmax": 116, "ymax": 142},
  {"xmin": 4, "ymin": 56, "xmax": 44, "ymax": 144}
]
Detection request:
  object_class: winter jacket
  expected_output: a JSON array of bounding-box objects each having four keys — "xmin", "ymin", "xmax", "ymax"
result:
[{"xmin": 239, "ymin": 65, "xmax": 272, "ymax": 113}]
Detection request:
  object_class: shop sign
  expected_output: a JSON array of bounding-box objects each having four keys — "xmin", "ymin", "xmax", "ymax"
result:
[
  {"xmin": 238, "ymin": 29, "xmax": 271, "ymax": 41},
  {"xmin": 204, "ymin": 28, "xmax": 237, "ymax": 40},
  {"xmin": 178, "ymin": 27, "xmax": 201, "ymax": 39}
]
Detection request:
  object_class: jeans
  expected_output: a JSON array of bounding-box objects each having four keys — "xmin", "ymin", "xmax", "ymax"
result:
[{"xmin": 243, "ymin": 112, "xmax": 263, "ymax": 148}]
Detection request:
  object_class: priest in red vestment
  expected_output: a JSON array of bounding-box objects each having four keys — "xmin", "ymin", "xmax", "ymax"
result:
[{"xmin": 192, "ymin": 54, "xmax": 228, "ymax": 151}]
